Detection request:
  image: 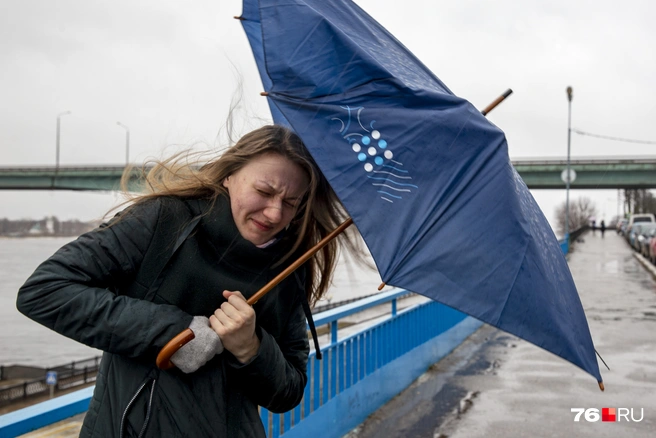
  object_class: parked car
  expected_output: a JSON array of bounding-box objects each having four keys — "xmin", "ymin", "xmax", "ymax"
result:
[
  {"xmin": 617, "ymin": 218, "xmax": 628, "ymax": 235},
  {"xmin": 628, "ymin": 213, "xmax": 656, "ymax": 226},
  {"xmin": 626, "ymin": 213, "xmax": 656, "ymax": 237},
  {"xmin": 637, "ymin": 223, "xmax": 656, "ymax": 257},
  {"xmin": 649, "ymin": 228, "xmax": 656, "ymax": 264},
  {"xmin": 628, "ymin": 223, "xmax": 645, "ymax": 250}
]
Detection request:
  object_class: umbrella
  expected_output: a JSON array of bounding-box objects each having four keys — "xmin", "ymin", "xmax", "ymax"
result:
[{"xmin": 237, "ymin": 0, "xmax": 603, "ymax": 388}]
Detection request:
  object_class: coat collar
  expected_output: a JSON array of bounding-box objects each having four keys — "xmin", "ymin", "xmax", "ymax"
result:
[{"xmin": 188, "ymin": 195, "xmax": 296, "ymax": 272}]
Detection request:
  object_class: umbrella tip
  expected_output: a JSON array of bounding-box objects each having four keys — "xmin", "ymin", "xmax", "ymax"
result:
[
  {"xmin": 234, "ymin": 16, "xmax": 245, "ymax": 20},
  {"xmin": 378, "ymin": 282, "xmax": 386, "ymax": 291},
  {"xmin": 260, "ymin": 91, "xmax": 269, "ymax": 96},
  {"xmin": 598, "ymin": 381, "xmax": 605, "ymax": 392}
]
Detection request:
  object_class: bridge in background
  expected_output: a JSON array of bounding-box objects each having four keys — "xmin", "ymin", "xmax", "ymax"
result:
[
  {"xmin": 511, "ymin": 156, "xmax": 656, "ymax": 189},
  {"xmin": 1, "ymin": 157, "xmax": 656, "ymax": 191}
]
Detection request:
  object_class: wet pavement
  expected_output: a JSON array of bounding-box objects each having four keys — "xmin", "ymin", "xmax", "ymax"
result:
[{"xmin": 347, "ymin": 231, "xmax": 656, "ymax": 438}]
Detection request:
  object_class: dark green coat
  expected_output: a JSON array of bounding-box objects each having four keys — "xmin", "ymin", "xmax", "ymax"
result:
[{"xmin": 16, "ymin": 196, "xmax": 309, "ymax": 437}]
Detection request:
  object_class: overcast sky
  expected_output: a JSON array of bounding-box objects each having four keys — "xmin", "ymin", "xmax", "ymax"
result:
[{"xmin": 2, "ymin": 0, "xmax": 655, "ymax": 231}]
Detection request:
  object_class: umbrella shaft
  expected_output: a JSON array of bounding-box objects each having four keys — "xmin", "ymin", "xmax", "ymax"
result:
[
  {"xmin": 481, "ymin": 89, "xmax": 513, "ymax": 115},
  {"xmin": 247, "ymin": 217, "xmax": 354, "ymax": 305},
  {"xmin": 247, "ymin": 89, "xmax": 512, "ymax": 305}
]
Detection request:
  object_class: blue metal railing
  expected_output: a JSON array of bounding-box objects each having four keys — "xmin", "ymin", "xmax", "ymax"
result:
[
  {"xmin": 259, "ymin": 289, "xmax": 477, "ymax": 438},
  {"xmin": 560, "ymin": 234, "xmax": 570, "ymax": 254},
  {"xmin": 259, "ymin": 289, "xmax": 410, "ymax": 435},
  {"xmin": 0, "ymin": 289, "xmax": 480, "ymax": 437}
]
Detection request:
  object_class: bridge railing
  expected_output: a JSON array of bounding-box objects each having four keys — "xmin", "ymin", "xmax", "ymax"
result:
[
  {"xmin": 559, "ymin": 226, "xmax": 590, "ymax": 255},
  {"xmin": 0, "ymin": 290, "xmax": 481, "ymax": 438},
  {"xmin": 260, "ymin": 289, "xmax": 480, "ymax": 438},
  {"xmin": 0, "ymin": 357, "xmax": 101, "ymax": 407}
]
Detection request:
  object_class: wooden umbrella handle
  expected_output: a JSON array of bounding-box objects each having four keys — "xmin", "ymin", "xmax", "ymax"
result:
[
  {"xmin": 155, "ymin": 217, "xmax": 354, "ymax": 370},
  {"xmin": 155, "ymin": 218, "xmax": 353, "ymax": 370},
  {"xmin": 157, "ymin": 88, "xmax": 511, "ymax": 371},
  {"xmin": 156, "ymin": 328, "xmax": 195, "ymax": 370},
  {"xmin": 247, "ymin": 217, "xmax": 353, "ymax": 306}
]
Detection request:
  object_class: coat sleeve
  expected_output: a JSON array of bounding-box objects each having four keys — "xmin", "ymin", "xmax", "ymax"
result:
[
  {"xmin": 225, "ymin": 288, "xmax": 309, "ymax": 413},
  {"xmin": 16, "ymin": 199, "xmax": 193, "ymax": 360}
]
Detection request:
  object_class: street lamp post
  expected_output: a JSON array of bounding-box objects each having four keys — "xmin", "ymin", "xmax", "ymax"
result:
[
  {"xmin": 565, "ymin": 86, "xmax": 573, "ymax": 240},
  {"xmin": 116, "ymin": 122, "xmax": 130, "ymax": 165},
  {"xmin": 56, "ymin": 111, "xmax": 72, "ymax": 170}
]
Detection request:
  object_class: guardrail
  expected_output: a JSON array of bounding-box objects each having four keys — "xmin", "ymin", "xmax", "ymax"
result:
[
  {"xmin": 0, "ymin": 357, "xmax": 101, "ymax": 407},
  {"xmin": 559, "ymin": 226, "xmax": 590, "ymax": 255},
  {"xmin": 559, "ymin": 235, "xmax": 569, "ymax": 254},
  {"xmin": 0, "ymin": 290, "xmax": 481, "ymax": 437},
  {"xmin": 260, "ymin": 289, "xmax": 480, "ymax": 438}
]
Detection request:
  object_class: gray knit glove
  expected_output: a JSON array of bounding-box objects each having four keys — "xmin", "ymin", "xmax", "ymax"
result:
[{"xmin": 170, "ymin": 316, "xmax": 224, "ymax": 373}]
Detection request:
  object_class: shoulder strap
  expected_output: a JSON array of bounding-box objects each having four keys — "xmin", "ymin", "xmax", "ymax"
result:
[
  {"xmin": 139, "ymin": 199, "xmax": 202, "ymax": 302},
  {"xmin": 294, "ymin": 271, "xmax": 322, "ymax": 360}
]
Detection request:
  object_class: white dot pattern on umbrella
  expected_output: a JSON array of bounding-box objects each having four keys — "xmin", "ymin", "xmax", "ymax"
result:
[{"xmin": 334, "ymin": 105, "xmax": 418, "ymax": 203}]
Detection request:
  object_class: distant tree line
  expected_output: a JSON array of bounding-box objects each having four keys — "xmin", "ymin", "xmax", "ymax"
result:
[
  {"xmin": 623, "ymin": 189, "xmax": 656, "ymax": 217},
  {"xmin": 554, "ymin": 189, "xmax": 656, "ymax": 236},
  {"xmin": 555, "ymin": 197, "xmax": 598, "ymax": 236},
  {"xmin": 0, "ymin": 216, "xmax": 100, "ymax": 237}
]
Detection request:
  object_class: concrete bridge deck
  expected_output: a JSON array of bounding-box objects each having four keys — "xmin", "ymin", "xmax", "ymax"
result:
[{"xmin": 2, "ymin": 156, "xmax": 656, "ymax": 191}]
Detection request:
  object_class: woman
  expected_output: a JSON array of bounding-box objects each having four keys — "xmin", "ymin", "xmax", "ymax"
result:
[{"xmin": 16, "ymin": 125, "xmax": 357, "ymax": 437}]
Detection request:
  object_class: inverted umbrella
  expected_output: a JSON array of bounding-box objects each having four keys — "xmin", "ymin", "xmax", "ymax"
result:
[{"xmin": 238, "ymin": 0, "xmax": 603, "ymax": 387}]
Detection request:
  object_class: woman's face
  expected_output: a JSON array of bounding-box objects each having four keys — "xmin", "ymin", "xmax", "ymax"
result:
[{"xmin": 223, "ymin": 153, "xmax": 309, "ymax": 246}]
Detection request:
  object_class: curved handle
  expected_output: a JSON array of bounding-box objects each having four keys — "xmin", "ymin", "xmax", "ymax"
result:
[
  {"xmin": 156, "ymin": 218, "xmax": 354, "ymax": 370},
  {"xmin": 156, "ymin": 328, "xmax": 195, "ymax": 370}
]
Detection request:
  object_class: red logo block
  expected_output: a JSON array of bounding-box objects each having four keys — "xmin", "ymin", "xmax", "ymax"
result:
[{"xmin": 602, "ymin": 408, "xmax": 616, "ymax": 422}]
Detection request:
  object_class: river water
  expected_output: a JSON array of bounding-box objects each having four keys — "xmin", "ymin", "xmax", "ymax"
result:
[{"xmin": 0, "ymin": 237, "xmax": 382, "ymax": 367}]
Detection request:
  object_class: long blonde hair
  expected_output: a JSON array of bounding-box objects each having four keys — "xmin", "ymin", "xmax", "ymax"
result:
[{"xmin": 121, "ymin": 124, "xmax": 359, "ymax": 306}]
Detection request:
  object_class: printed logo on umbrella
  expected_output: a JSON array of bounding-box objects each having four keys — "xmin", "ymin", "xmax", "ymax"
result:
[{"xmin": 332, "ymin": 105, "xmax": 418, "ymax": 203}]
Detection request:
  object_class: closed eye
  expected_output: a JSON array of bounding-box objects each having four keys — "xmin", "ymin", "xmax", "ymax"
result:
[
  {"xmin": 257, "ymin": 189, "xmax": 272, "ymax": 197},
  {"xmin": 258, "ymin": 189, "xmax": 297, "ymax": 208}
]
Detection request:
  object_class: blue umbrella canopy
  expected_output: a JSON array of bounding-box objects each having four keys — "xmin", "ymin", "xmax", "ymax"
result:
[{"xmin": 239, "ymin": 0, "xmax": 602, "ymax": 385}]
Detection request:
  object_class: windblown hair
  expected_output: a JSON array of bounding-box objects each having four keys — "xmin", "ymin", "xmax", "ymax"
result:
[{"xmin": 120, "ymin": 124, "xmax": 358, "ymax": 306}]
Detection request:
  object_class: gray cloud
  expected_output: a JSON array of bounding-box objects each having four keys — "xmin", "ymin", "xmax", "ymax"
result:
[{"xmin": 1, "ymin": 0, "xmax": 654, "ymax": 225}]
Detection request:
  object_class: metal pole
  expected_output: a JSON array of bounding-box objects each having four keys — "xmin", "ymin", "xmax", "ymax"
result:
[
  {"xmin": 56, "ymin": 118, "xmax": 59, "ymax": 169},
  {"xmin": 565, "ymin": 87, "xmax": 573, "ymax": 239},
  {"xmin": 116, "ymin": 122, "xmax": 130, "ymax": 165},
  {"xmin": 56, "ymin": 111, "xmax": 71, "ymax": 170}
]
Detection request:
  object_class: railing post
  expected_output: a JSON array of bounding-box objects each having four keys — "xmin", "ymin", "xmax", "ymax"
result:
[{"xmin": 330, "ymin": 321, "xmax": 338, "ymax": 345}]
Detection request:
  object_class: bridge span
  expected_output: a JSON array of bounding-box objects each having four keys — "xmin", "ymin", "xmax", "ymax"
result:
[{"xmin": 1, "ymin": 156, "xmax": 655, "ymax": 191}]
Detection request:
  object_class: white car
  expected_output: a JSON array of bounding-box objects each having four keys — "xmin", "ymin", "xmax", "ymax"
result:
[{"xmin": 626, "ymin": 213, "xmax": 655, "ymax": 237}]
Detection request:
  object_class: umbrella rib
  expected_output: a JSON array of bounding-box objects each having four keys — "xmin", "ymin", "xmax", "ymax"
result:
[{"xmin": 493, "ymin": 241, "xmax": 529, "ymax": 326}]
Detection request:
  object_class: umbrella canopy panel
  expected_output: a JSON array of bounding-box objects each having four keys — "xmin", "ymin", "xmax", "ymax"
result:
[{"xmin": 240, "ymin": 0, "xmax": 602, "ymax": 384}]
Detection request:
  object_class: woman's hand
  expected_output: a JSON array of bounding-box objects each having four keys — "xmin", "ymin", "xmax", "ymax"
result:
[{"xmin": 210, "ymin": 291, "xmax": 261, "ymax": 364}]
